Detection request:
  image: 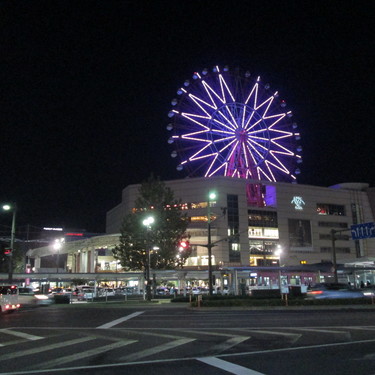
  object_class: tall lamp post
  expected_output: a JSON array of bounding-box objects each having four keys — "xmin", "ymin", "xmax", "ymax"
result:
[
  {"xmin": 275, "ymin": 245, "xmax": 283, "ymax": 266},
  {"xmin": 53, "ymin": 238, "xmax": 64, "ymax": 273},
  {"xmin": 207, "ymin": 192, "xmax": 216, "ymax": 296},
  {"xmin": 143, "ymin": 216, "xmax": 154, "ymax": 301},
  {"xmin": 2, "ymin": 203, "xmax": 17, "ymax": 284}
]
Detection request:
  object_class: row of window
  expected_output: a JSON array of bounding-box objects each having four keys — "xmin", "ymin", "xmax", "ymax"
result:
[{"xmin": 320, "ymin": 247, "xmax": 351, "ymax": 254}]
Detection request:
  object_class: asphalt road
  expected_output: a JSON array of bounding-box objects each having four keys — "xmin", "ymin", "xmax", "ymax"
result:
[{"xmin": 1, "ymin": 303, "xmax": 375, "ymax": 374}]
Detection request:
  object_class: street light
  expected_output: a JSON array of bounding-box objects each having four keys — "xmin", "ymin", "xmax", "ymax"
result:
[
  {"xmin": 142, "ymin": 216, "xmax": 155, "ymax": 301},
  {"xmin": 53, "ymin": 238, "xmax": 64, "ymax": 273},
  {"xmin": 207, "ymin": 192, "xmax": 216, "ymax": 296},
  {"xmin": 275, "ymin": 245, "xmax": 283, "ymax": 266},
  {"xmin": 2, "ymin": 203, "xmax": 17, "ymax": 284}
]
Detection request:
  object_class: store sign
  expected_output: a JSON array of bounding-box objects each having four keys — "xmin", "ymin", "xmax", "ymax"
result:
[{"xmin": 291, "ymin": 196, "xmax": 305, "ymax": 210}]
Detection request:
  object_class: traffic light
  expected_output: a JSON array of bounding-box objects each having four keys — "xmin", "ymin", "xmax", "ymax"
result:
[
  {"xmin": 178, "ymin": 240, "xmax": 189, "ymax": 251},
  {"xmin": 4, "ymin": 248, "xmax": 12, "ymax": 256}
]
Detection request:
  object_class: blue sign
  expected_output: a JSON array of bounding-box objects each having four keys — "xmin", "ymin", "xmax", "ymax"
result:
[{"xmin": 351, "ymin": 222, "xmax": 375, "ymax": 240}]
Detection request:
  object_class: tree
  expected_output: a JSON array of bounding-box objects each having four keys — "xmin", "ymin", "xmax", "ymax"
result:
[{"xmin": 112, "ymin": 176, "xmax": 190, "ymax": 299}]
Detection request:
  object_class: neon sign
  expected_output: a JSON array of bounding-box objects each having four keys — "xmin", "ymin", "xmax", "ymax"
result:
[{"xmin": 291, "ymin": 196, "xmax": 305, "ymax": 210}]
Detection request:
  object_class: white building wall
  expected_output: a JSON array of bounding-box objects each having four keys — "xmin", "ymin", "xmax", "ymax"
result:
[{"xmin": 105, "ymin": 176, "xmax": 375, "ymax": 268}]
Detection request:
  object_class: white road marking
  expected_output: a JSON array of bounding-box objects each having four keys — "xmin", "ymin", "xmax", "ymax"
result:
[
  {"xmin": 96, "ymin": 311, "xmax": 144, "ymax": 329},
  {"xmin": 2, "ymin": 338, "xmax": 375, "ymax": 375},
  {"xmin": 178, "ymin": 329, "xmax": 251, "ymax": 352},
  {"xmin": 210, "ymin": 336, "xmax": 251, "ymax": 354},
  {"xmin": 0, "ymin": 336, "xmax": 95, "ymax": 361},
  {"xmin": 0, "ymin": 329, "xmax": 43, "ymax": 341},
  {"xmin": 347, "ymin": 326, "xmax": 375, "ymax": 331},
  {"xmin": 120, "ymin": 338, "xmax": 195, "ymax": 361},
  {"xmin": 285, "ymin": 327, "xmax": 351, "ymax": 339},
  {"xmin": 28, "ymin": 339, "xmax": 137, "ymax": 370},
  {"xmin": 198, "ymin": 357, "xmax": 266, "ymax": 375},
  {"xmin": 246, "ymin": 329, "xmax": 301, "ymax": 344}
]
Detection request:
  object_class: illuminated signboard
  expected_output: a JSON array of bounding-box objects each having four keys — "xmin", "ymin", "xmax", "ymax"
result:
[{"xmin": 291, "ymin": 196, "xmax": 305, "ymax": 210}]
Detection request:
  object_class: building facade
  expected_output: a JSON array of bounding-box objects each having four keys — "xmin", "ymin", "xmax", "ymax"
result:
[
  {"xmin": 106, "ymin": 177, "xmax": 375, "ymax": 268},
  {"xmin": 19, "ymin": 177, "xmax": 375, "ymax": 292}
]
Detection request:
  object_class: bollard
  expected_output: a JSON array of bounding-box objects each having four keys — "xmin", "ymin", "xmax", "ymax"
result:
[{"xmin": 197, "ymin": 294, "xmax": 202, "ymax": 308}]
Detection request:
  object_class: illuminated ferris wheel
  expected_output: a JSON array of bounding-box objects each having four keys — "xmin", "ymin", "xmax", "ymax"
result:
[{"xmin": 167, "ymin": 66, "xmax": 302, "ymax": 183}]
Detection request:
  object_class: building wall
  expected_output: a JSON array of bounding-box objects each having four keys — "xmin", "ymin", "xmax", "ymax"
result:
[{"xmin": 105, "ymin": 176, "xmax": 375, "ymax": 268}]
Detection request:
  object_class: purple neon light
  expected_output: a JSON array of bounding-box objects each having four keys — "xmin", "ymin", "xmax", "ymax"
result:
[{"xmin": 169, "ymin": 67, "xmax": 301, "ymax": 182}]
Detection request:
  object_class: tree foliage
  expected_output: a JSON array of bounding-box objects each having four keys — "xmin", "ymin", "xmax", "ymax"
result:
[{"xmin": 112, "ymin": 176, "xmax": 190, "ymax": 272}]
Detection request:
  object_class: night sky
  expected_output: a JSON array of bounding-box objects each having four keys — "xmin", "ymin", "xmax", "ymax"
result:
[{"xmin": 0, "ymin": 1, "xmax": 374, "ymax": 233}]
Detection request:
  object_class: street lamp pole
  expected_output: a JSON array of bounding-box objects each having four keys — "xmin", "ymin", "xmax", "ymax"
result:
[
  {"xmin": 53, "ymin": 238, "xmax": 64, "ymax": 273},
  {"xmin": 207, "ymin": 192, "xmax": 216, "ymax": 296},
  {"xmin": 2, "ymin": 203, "xmax": 16, "ymax": 284},
  {"xmin": 331, "ymin": 229, "xmax": 339, "ymax": 283},
  {"xmin": 143, "ymin": 216, "xmax": 154, "ymax": 301}
]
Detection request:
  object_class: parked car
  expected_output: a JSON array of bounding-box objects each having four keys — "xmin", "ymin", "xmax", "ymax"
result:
[{"xmin": 306, "ymin": 283, "xmax": 365, "ymax": 299}]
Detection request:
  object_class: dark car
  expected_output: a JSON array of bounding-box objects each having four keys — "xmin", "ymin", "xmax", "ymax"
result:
[{"xmin": 306, "ymin": 283, "xmax": 364, "ymax": 299}]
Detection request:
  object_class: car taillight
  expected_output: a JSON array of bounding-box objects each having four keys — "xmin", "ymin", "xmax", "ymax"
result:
[{"xmin": 309, "ymin": 290, "xmax": 323, "ymax": 295}]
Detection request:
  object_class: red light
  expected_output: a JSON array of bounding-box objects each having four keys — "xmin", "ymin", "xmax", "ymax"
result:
[
  {"xmin": 178, "ymin": 240, "xmax": 190, "ymax": 251},
  {"xmin": 4, "ymin": 248, "xmax": 12, "ymax": 255},
  {"xmin": 309, "ymin": 291, "xmax": 323, "ymax": 295}
]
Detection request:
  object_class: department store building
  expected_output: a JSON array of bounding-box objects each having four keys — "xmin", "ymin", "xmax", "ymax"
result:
[
  {"xmin": 106, "ymin": 176, "xmax": 375, "ymax": 269},
  {"xmin": 24, "ymin": 176, "xmax": 375, "ymax": 289}
]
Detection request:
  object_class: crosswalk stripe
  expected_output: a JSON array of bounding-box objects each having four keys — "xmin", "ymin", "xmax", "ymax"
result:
[
  {"xmin": 96, "ymin": 311, "xmax": 144, "ymax": 329},
  {"xmin": 120, "ymin": 338, "xmax": 195, "ymax": 361},
  {"xmin": 198, "ymin": 357, "xmax": 266, "ymax": 375},
  {"xmin": 0, "ymin": 329, "xmax": 43, "ymax": 341},
  {"xmin": 28, "ymin": 339, "xmax": 137, "ymax": 370},
  {"xmin": 0, "ymin": 336, "xmax": 96, "ymax": 361},
  {"xmin": 210, "ymin": 336, "xmax": 251, "ymax": 354}
]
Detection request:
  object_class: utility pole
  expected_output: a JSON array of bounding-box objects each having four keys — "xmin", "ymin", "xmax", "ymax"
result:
[{"xmin": 330, "ymin": 228, "xmax": 351, "ymax": 284}]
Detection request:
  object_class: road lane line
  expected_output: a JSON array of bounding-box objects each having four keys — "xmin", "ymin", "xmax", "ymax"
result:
[
  {"xmin": 3, "ymin": 338, "xmax": 375, "ymax": 375},
  {"xmin": 28, "ymin": 339, "xmax": 137, "ymax": 370},
  {"xmin": 96, "ymin": 311, "xmax": 144, "ymax": 329},
  {"xmin": 0, "ymin": 329, "xmax": 43, "ymax": 341},
  {"xmin": 210, "ymin": 336, "xmax": 251, "ymax": 354},
  {"xmin": 246, "ymin": 330, "xmax": 301, "ymax": 344},
  {"xmin": 0, "ymin": 336, "xmax": 96, "ymax": 361},
  {"xmin": 120, "ymin": 338, "xmax": 195, "ymax": 361},
  {"xmin": 198, "ymin": 357, "xmax": 266, "ymax": 375},
  {"xmin": 285, "ymin": 327, "xmax": 351, "ymax": 339},
  {"xmin": 178, "ymin": 330, "xmax": 251, "ymax": 353}
]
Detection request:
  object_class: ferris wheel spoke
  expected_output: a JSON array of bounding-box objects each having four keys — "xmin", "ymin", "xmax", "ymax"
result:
[
  {"xmin": 270, "ymin": 141, "xmax": 295, "ymax": 155},
  {"xmin": 218, "ymin": 74, "xmax": 236, "ymax": 103},
  {"xmin": 216, "ymin": 110, "xmax": 237, "ymax": 130},
  {"xmin": 188, "ymin": 144, "xmax": 216, "ymax": 162},
  {"xmin": 265, "ymin": 159, "xmax": 290, "ymax": 175},
  {"xmin": 245, "ymin": 80, "xmax": 259, "ymax": 106},
  {"xmin": 170, "ymin": 66, "xmax": 300, "ymax": 181},
  {"xmin": 225, "ymin": 105, "xmax": 239, "ymax": 129},
  {"xmin": 204, "ymin": 153, "xmax": 220, "ymax": 177},
  {"xmin": 188, "ymin": 93, "xmax": 217, "ymax": 112}
]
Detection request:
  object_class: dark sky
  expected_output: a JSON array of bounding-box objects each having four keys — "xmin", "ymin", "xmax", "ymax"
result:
[{"xmin": 0, "ymin": 1, "xmax": 374, "ymax": 233}]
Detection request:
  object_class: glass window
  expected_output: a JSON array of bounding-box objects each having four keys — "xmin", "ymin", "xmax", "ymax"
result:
[
  {"xmin": 317, "ymin": 204, "xmax": 346, "ymax": 216},
  {"xmin": 248, "ymin": 210, "xmax": 278, "ymax": 227},
  {"xmin": 318, "ymin": 221, "xmax": 348, "ymax": 228}
]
